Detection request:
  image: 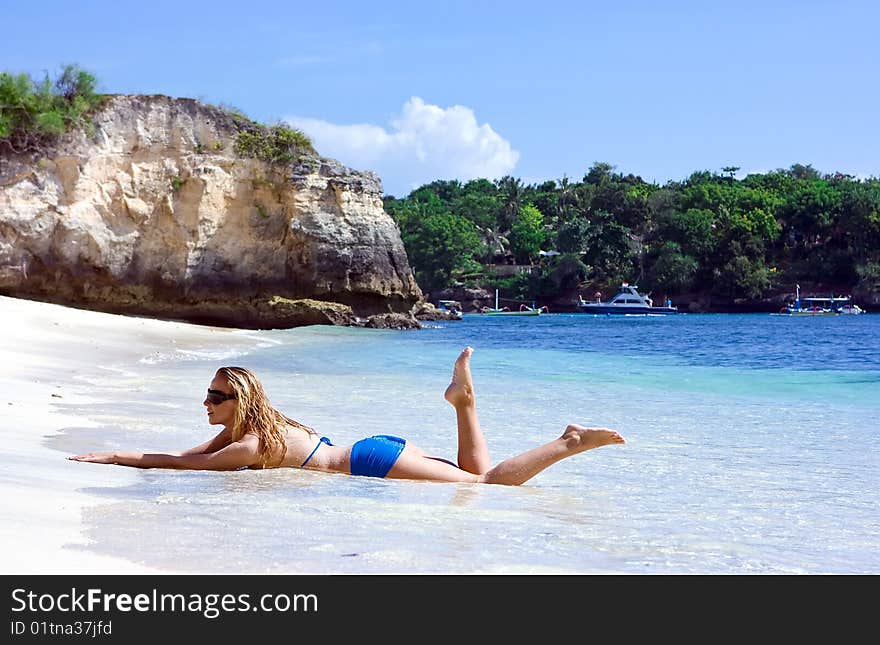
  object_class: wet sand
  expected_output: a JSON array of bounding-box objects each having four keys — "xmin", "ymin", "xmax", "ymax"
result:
[{"xmin": 0, "ymin": 295, "xmax": 261, "ymax": 574}]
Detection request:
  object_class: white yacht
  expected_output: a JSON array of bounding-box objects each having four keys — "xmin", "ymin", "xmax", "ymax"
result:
[{"xmin": 578, "ymin": 283, "xmax": 678, "ymax": 315}]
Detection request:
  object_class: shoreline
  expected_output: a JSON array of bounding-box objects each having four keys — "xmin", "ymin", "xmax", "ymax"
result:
[{"xmin": 0, "ymin": 295, "xmax": 265, "ymax": 575}]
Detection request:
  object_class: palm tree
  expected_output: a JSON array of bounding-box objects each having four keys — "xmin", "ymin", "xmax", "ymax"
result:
[
  {"xmin": 553, "ymin": 174, "xmax": 583, "ymax": 227},
  {"xmin": 495, "ymin": 175, "xmax": 524, "ymax": 233},
  {"xmin": 477, "ymin": 225, "xmax": 510, "ymax": 261},
  {"xmin": 556, "ymin": 175, "xmax": 572, "ymax": 216}
]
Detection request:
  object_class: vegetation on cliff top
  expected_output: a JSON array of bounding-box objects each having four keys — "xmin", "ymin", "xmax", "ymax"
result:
[
  {"xmin": 0, "ymin": 64, "xmax": 315, "ymax": 166},
  {"xmin": 232, "ymin": 118, "xmax": 315, "ymax": 166},
  {"xmin": 0, "ymin": 64, "xmax": 103, "ymax": 154}
]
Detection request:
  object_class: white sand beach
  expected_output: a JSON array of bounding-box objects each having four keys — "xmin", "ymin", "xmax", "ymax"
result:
[{"xmin": 0, "ymin": 295, "xmax": 263, "ymax": 575}]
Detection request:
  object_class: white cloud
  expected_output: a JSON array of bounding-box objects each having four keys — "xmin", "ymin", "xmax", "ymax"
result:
[{"xmin": 285, "ymin": 97, "xmax": 519, "ymax": 196}]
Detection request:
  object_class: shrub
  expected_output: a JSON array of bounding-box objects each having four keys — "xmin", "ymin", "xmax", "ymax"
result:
[
  {"xmin": 234, "ymin": 123, "xmax": 315, "ymax": 165},
  {"xmin": 0, "ymin": 64, "xmax": 102, "ymax": 154}
]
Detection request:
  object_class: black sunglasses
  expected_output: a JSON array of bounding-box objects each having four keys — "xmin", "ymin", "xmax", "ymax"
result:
[{"xmin": 206, "ymin": 389, "xmax": 236, "ymax": 404}]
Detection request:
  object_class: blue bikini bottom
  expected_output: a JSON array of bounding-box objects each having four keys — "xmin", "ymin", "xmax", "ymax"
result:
[{"xmin": 349, "ymin": 434, "xmax": 406, "ymax": 478}]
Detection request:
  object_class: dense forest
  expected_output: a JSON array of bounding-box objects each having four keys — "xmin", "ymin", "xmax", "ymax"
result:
[{"xmin": 384, "ymin": 163, "xmax": 880, "ymax": 310}]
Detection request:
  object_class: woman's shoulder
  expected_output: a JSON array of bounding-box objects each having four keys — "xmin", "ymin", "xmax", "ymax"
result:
[
  {"xmin": 237, "ymin": 433, "xmax": 262, "ymax": 447},
  {"xmin": 281, "ymin": 423, "xmax": 318, "ymax": 439}
]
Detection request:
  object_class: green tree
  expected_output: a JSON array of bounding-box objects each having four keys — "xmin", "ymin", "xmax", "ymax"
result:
[
  {"xmin": 419, "ymin": 179, "xmax": 463, "ymax": 202},
  {"xmin": 647, "ymin": 241, "xmax": 699, "ymax": 292},
  {"xmin": 556, "ymin": 216, "xmax": 591, "ymax": 254},
  {"xmin": 583, "ymin": 210, "xmax": 636, "ymax": 285},
  {"xmin": 508, "ymin": 204, "xmax": 546, "ymax": 264},
  {"xmin": 838, "ymin": 180, "xmax": 880, "ymax": 266},
  {"xmin": 539, "ymin": 253, "xmax": 590, "ymax": 299},
  {"xmin": 789, "ymin": 163, "xmax": 821, "ymax": 180},
  {"xmin": 402, "ymin": 212, "xmax": 482, "ymax": 292},
  {"xmin": 584, "ymin": 161, "xmax": 616, "ymax": 186},
  {"xmin": 661, "ymin": 208, "xmax": 717, "ymax": 257},
  {"xmin": 54, "ymin": 64, "xmax": 97, "ymax": 102},
  {"xmin": 854, "ymin": 262, "xmax": 880, "ymax": 298},
  {"xmin": 527, "ymin": 180, "xmax": 559, "ymax": 227},
  {"xmin": 475, "ymin": 226, "xmax": 509, "ymax": 261},
  {"xmin": 451, "ymin": 187, "xmax": 499, "ymax": 230},
  {"xmin": 495, "ymin": 175, "xmax": 525, "ymax": 233},
  {"xmin": 714, "ymin": 255, "xmax": 773, "ymax": 299},
  {"xmin": 556, "ymin": 174, "xmax": 578, "ymax": 217},
  {"xmin": 781, "ymin": 178, "xmax": 842, "ymax": 246},
  {"xmin": 492, "ymin": 270, "xmax": 543, "ymax": 302}
]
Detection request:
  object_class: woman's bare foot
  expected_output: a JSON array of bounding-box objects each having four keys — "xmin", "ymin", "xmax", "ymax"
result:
[
  {"xmin": 444, "ymin": 347, "xmax": 475, "ymax": 408},
  {"xmin": 562, "ymin": 423, "xmax": 626, "ymax": 452}
]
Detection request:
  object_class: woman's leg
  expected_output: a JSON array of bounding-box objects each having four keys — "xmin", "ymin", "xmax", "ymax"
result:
[
  {"xmin": 386, "ymin": 446, "xmax": 481, "ymax": 483},
  {"xmin": 480, "ymin": 424, "xmax": 625, "ymax": 485},
  {"xmin": 386, "ymin": 424, "xmax": 624, "ymax": 485},
  {"xmin": 443, "ymin": 347, "xmax": 492, "ymax": 474},
  {"xmin": 384, "ymin": 347, "xmax": 625, "ymax": 485}
]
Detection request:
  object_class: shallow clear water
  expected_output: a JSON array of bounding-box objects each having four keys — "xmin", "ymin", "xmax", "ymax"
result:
[{"xmin": 54, "ymin": 313, "xmax": 880, "ymax": 574}]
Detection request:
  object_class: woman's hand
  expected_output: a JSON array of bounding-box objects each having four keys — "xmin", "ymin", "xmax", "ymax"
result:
[{"xmin": 68, "ymin": 451, "xmax": 117, "ymax": 464}]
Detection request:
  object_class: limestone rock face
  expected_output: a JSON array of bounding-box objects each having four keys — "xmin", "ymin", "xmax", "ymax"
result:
[{"xmin": 0, "ymin": 94, "xmax": 422, "ymax": 328}]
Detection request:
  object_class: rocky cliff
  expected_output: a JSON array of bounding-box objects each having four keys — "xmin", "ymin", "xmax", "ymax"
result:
[{"xmin": 0, "ymin": 94, "xmax": 423, "ymax": 328}]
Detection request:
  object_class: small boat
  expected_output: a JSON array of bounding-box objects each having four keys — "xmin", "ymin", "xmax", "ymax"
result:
[
  {"xmin": 480, "ymin": 290, "xmax": 545, "ymax": 316},
  {"xmin": 777, "ymin": 285, "xmax": 865, "ymax": 315},
  {"xmin": 838, "ymin": 303, "xmax": 865, "ymax": 315},
  {"xmin": 578, "ymin": 283, "xmax": 678, "ymax": 315},
  {"xmin": 437, "ymin": 300, "xmax": 463, "ymax": 319}
]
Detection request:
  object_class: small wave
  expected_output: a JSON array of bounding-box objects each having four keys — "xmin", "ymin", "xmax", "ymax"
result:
[
  {"xmin": 139, "ymin": 347, "xmax": 252, "ymax": 364},
  {"xmin": 177, "ymin": 348, "xmax": 252, "ymax": 360},
  {"xmin": 94, "ymin": 365, "xmax": 140, "ymax": 378},
  {"xmin": 230, "ymin": 330, "xmax": 285, "ymax": 347}
]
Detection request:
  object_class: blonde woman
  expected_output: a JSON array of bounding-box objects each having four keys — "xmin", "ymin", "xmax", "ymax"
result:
[{"xmin": 70, "ymin": 347, "xmax": 625, "ymax": 485}]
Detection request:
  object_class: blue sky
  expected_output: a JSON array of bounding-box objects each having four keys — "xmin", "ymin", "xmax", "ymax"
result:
[{"xmin": 3, "ymin": 0, "xmax": 877, "ymax": 196}]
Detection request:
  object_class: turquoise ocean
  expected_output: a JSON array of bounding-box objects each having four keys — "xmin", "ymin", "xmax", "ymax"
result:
[{"xmin": 54, "ymin": 312, "xmax": 880, "ymax": 574}]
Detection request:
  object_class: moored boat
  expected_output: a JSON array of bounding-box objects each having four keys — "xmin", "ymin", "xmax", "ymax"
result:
[
  {"xmin": 437, "ymin": 300, "xmax": 463, "ymax": 319},
  {"xmin": 578, "ymin": 283, "xmax": 678, "ymax": 315},
  {"xmin": 838, "ymin": 303, "xmax": 865, "ymax": 315},
  {"xmin": 776, "ymin": 285, "xmax": 865, "ymax": 316},
  {"xmin": 480, "ymin": 290, "xmax": 545, "ymax": 316}
]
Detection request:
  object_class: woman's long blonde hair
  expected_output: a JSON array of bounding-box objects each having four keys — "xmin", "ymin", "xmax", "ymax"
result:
[{"xmin": 216, "ymin": 366, "xmax": 315, "ymax": 468}]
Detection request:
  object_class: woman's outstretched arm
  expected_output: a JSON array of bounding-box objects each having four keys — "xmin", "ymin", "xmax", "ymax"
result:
[{"xmin": 69, "ymin": 435, "xmax": 260, "ymax": 471}]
